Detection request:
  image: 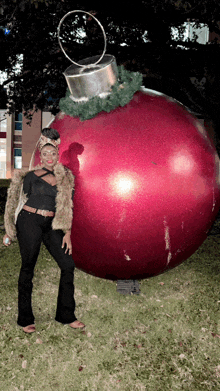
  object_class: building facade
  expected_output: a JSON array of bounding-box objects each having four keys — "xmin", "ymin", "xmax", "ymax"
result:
[{"xmin": 0, "ymin": 110, "xmax": 54, "ymax": 178}]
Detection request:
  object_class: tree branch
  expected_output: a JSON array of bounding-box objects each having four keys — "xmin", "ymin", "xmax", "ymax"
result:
[{"xmin": 2, "ymin": 69, "xmax": 32, "ymax": 86}]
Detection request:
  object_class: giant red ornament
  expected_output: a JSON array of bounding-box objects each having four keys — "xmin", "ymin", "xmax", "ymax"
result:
[{"xmin": 51, "ymin": 88, "xmax": 220, "ymax": 280}]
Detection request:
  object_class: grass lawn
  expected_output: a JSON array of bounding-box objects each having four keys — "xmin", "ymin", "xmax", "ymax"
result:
[{"xmin": 0, "ymin": 223, "xmax": 220, "ymax": 391}]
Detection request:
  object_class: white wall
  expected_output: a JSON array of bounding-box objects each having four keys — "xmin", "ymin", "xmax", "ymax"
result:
[{"xmin": 42, "ymin": 111, "xmax": 55, "ymax": 129}]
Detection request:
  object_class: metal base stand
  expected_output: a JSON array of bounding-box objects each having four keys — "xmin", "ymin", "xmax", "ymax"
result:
[{"xmin": 116, "ymin": 280, "xmax": 140, "ymax": 295}]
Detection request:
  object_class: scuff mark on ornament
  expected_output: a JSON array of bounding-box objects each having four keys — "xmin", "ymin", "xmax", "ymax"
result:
[
  {"xmin": 123, "ymin": 250, "xmax": 131, "ymax": 261},
  {"xmin": 163, "ymin": 216, "xmax": 172, "ymax": 266},
  {"xmin": 49, "ymin": 88, "xmax": 220, "ymax": 280}
]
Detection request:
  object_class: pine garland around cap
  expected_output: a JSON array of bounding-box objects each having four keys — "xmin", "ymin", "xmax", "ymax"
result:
[{"xmin": 59, "ymin": 65, "xmax": 143, "ymax": 121}]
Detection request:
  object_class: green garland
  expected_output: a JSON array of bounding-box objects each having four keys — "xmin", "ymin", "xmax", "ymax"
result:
[{"xmin": 59, "ymin": 65, "xmax": 143, "ymax": 121}]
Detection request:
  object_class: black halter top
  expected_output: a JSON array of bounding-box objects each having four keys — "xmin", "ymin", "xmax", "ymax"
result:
[{"xmin": 23, "ymin": 167, "xmax": 57, "ymax": 212}]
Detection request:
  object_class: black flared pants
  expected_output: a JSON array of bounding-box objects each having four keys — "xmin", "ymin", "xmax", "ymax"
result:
[{"xmin": 16, "ymin": 209, "xmax": 77, "ymax": 327}]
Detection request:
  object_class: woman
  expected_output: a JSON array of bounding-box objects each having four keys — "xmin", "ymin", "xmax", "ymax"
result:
[{"xmin": 3, "ymin": 128, "xmax": 85, "ymax": 333}]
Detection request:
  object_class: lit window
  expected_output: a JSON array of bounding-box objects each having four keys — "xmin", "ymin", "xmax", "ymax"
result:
[
  {"xmin": 14, "ymin": 148, "xmax": 22, "ymax": 169},
  {"xmin": 15, "ymin": 112, "xmax": 22, "ymax": 131}
]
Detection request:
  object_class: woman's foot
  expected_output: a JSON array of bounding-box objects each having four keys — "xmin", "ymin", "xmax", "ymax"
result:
[
  {"xmin": 69, "ymin": 320, "xmax": 85, "ymax": 329},
  {"xmin": 23, "ymin": 324, "xmax": 36, "ymax": 333}
]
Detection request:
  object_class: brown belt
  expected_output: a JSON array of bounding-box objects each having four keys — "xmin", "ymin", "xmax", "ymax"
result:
[{"xmin": 22, "ymin": 205, "xmax": 55, "ymax": 217}]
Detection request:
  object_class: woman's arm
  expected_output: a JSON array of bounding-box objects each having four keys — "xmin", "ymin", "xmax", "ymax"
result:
[
  {"xmin": 62, "ymin": 230, "xmax": 72, "ymax": 255},
  {"xmin": 4, "ymin": 170, "xmax": 30, "ymax": 241}
]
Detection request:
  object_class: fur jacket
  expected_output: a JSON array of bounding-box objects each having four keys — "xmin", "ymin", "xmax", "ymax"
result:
[{"xmin": 4, "ymin": 163, "xmax": 75, "ymax": 241}]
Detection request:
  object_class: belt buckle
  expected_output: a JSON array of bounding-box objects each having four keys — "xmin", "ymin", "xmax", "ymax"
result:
[{"xmin": 41, "ymin": 210, "xmax": 47, "ymax": 217}]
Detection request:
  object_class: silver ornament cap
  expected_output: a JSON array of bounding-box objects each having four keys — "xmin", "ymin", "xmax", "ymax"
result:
[
  {"xmin": 64, "ymin": 54, "xmax": 118, "ymax": 102},
  {"xmin": 58, "ymin": 10, "xmax": 118, "ymax": 102}
]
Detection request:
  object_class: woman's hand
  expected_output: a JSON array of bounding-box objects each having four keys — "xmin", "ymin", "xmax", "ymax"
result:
[
  {"xmin": 62, "ymin": 231, "xmax": 72, "ymax": 255},
  {"xmin": 3, "ymin": 234, "xmax": 11, "ymax": 247}
]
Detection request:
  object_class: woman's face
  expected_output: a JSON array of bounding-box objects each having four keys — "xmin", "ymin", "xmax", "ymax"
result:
[{"xmin": 40, "ymin": 145, "xmax": 59, "ymax": 170}]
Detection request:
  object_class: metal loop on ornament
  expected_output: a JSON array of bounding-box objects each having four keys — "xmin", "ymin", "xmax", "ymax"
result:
[{"xmin": 57, "ymin": 10, "xmax": 107, "ymax": 68}]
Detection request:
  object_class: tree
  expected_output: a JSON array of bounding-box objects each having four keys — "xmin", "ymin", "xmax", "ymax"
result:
[{"xmin": 1, "ymin": 0, "xmax": 220, "ymax": 140}]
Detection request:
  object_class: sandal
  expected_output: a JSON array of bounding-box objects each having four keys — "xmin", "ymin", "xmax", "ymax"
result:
[
  {"xmin": 23, "ymin": 324, "xmax": 36, "ymax": 333},
  {"xmin": 69, "ymin": 320, "xmax": 85, "ymax": 329}
]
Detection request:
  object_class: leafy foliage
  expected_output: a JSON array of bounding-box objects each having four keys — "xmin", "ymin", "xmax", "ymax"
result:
[{"xmin": 1, "ymin": 1, "xmax": 220, "ymax": 136}]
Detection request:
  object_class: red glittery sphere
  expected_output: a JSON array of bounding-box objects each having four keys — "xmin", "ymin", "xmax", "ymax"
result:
[{"xmin": 51, "ymin": 89, "xmax": 220, "ymax": 280}]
